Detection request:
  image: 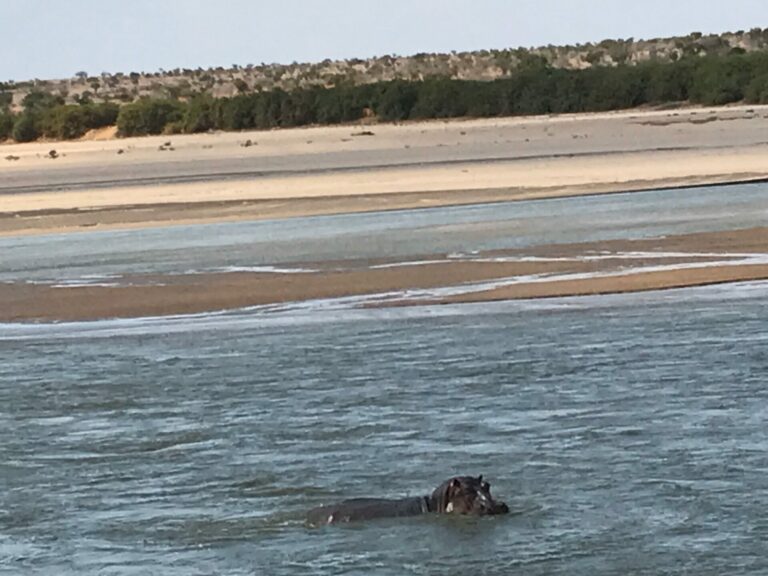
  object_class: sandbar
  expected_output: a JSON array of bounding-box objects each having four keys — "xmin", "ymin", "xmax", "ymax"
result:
[{"xmin": 2, "ymin": 227, "xmax": 766, "ymax": 322}]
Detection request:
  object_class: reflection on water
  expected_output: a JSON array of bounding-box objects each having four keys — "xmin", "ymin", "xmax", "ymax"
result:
[{"xmin": 2, "ymin": 283, "xmax": 768, "ymax": 575}]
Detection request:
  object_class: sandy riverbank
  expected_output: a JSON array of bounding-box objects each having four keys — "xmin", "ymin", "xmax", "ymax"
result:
[
  {"xmin": 2, "ymin": 227, "xmax": 766, "ymax": 322},
  {"xmin": 3, "ymin": 106, "xmax": 768, "ymax": 321},
  {"xmin": 2, "ymin": 105, "xmax": 768, "ymax": 236}
]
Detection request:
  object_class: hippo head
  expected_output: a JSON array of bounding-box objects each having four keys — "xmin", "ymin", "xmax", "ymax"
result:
[{"xmin": 431, "ymin": 475, "xmax": 509, "ymax": 515}]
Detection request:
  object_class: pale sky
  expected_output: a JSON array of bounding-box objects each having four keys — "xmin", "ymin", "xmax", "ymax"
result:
[{"xmin": 1, "ymin": 0, "xmax": 765, "ymax": 81}]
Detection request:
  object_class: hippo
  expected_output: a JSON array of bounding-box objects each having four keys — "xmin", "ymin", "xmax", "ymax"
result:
[{"xmin": 306, "ymin": 475, "xmax": 509, "ymax": 526}]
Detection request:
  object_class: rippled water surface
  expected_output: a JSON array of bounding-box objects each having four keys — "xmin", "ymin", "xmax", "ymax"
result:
[
  {"xmin": 2, "ymin": 282, "xmax": 768, "ymax": 575},
  {"xmin": 2, "ymin": 181, "xmax": 768, "ymax": 283},
  {"xmin": 3, "ymin": 183, "xmax": 768, "ymax": 574}
]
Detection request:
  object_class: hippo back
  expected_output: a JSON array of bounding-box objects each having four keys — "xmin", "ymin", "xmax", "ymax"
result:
[{"xmin": 307, "ymin": 497, "xmax": 429, "ymax": 526}]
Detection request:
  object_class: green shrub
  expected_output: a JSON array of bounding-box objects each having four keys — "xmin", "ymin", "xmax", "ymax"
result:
[
  {"xmin": 40, "ymin": 106, "xmax": 87, "ymax": 139},
  {"xmin": 0, "ymin": 111, "xmax": 14, "ymax": 140},
  {"xmin": 410, "ymin": 78, "xmax": 469, "ymax": 119},
  {"xmin": 86, "ymin": 102, "xmax": 119, "ymax": 127},
  {"xmin": 183, "ymin": 95, "xmax": 217, "ymax": 133},
  {"xmin": 285, "ymin": 88, "xmax": 321, "ymax": 126},
  {"xmin": 21, "ymin": 90, "xmax": 64, "ymax": 113},
  {"xmin": 689, "ymin": 54, "xmax": 753, "ymax": 105},
  {"xmin": 251, "ymin": 89, "xmax": 289, "ymax": 129},
  {"xmin": 116, "ymin": 99, "xmax": 186, "ymax": 136},
  {"xmin": 579, "ymin": 66, "xmax": 650, "ymax": 111},
  {"xmin": 0, "ymin": 91, "xmax": 12, "ymax": 111},
  {"xmin": 644, "ymin": 59, "xmax": 694, "ymax": 102},
  {"xmin": 12, "ymin": 114, "xmax": 39, "ymax": 142},
  {"xmin": 37, "ymin": 102, "xmax": 120, "ymax": 140},
  {"xmin": 375, "ymin": 80, "xmax": 419, "ymax": 121},
  {"xmin": 745, "ymin": 73, "xmax": 768, "ymax": 103},
  {"xmin": 215, "ymin": 95, "xmax": 255, "ymax": 130}
]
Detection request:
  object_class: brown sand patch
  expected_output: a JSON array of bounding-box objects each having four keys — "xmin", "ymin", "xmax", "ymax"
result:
[
  {"xmin": 80, "ymin": 126, "xmax": 119, "ymax": 141},
  {"xmin": 489, "ymin": 227, "xmax": 768, "ymax": 258},
  {"xmin": 427, "ymin": 264, "xmax": 768, "ymax": 305}
]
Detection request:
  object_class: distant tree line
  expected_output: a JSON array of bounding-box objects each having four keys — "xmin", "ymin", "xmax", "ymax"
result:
[
  {"xmin": 2, "ymin": 51, "xmax": 768, "ymax": 142},
  {"xmin": 0, "ymin": 89, "xmax": 118, "ymax": 142}
]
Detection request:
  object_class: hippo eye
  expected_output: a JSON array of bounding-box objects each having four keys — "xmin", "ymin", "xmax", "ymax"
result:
[{"xmin": 481, "ymin": 482, "xmax": 490, "ymax": 491}]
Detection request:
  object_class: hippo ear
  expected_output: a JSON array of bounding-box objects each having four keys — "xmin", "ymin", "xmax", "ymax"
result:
[{"xmin": 477, "ymin": 475, "xmax": 483, "ymax": 483}]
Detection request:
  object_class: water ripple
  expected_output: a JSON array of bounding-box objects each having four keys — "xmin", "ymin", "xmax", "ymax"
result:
[{"xmin": 2, "ymin": 286, "xmax": 768, "ymax": 574}]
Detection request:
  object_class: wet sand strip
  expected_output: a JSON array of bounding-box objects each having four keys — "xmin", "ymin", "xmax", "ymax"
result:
[{"xmin": 399, "ymin": 264, "xmax": 768, "ymax": 307}]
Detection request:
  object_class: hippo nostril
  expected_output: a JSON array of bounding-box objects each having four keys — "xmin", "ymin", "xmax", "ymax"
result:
[{"xmin": 493, "ymin": 502, "xmax": 510, "ymax": 514}]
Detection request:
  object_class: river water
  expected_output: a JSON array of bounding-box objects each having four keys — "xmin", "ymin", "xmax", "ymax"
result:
[
  {"xmin": 2, "ymin": 183, "xmax": 768, "ymax": 574},
  {"xmin": 2, "ymin": 182, "xmax": 768, "ymax": 283}
]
